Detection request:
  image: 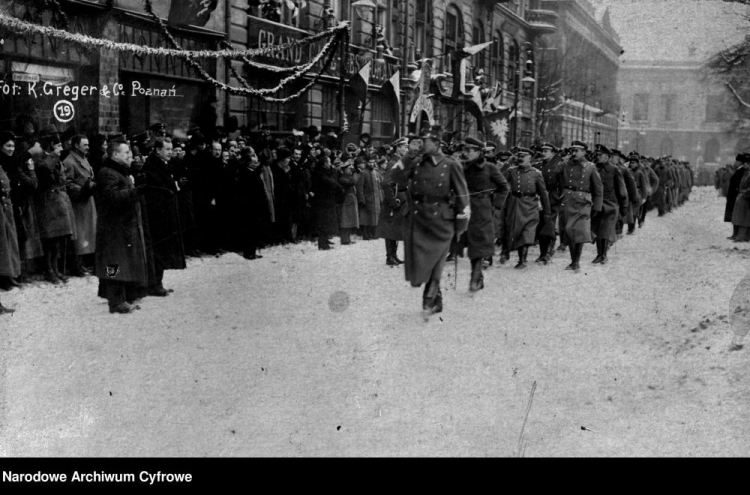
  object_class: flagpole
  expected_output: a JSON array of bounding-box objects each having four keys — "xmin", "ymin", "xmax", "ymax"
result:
[{"xmin": 338, "ymin": 22, "xmax": 350, "ymax": 151}]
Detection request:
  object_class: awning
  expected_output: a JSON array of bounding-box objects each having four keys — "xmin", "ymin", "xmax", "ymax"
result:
[{"xmin": 12, "ymin": 62, "xmax": 74, "ymax": 86}]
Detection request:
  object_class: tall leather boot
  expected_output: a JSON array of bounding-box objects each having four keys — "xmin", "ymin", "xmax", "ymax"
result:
[
  {"xmin": 729, "ymin": 226, "xmax": 739, "ymax": 241},
  {"xmin": 515, "ymin": 246, "xmax": 528, "ymax": 269},
  {"xmin": 592, "ymin": 239, "xmax": 603, "ymax": 264},
  {"xmin": 43, "ymin": 243, "xmax": 60, "ymax": 284},
  {"xmin": 393, "ymin": 241, "xmax": 403, "ymax": 264},
  {"xmin": 433, "ymin": 285, "xmax": 443, "ymax": 313},
  {"xmin": 565, "ymin": 244, "xmax": 576, "ymax": 271},
  {"xmin": 574, "ymin": 243, "xmax": 584, "ymax": 267},
  {"xmin": 422, "ymin": 280, "xmax": 440, "ymax": 311},
  {"xmin": 535, "ymin": 239, "xmax": 548, "ymax": 263},
  {"xmin": 469, "ymin": 258, "xmax": 484, "ymax": 292},
  {"xmin": 52, "ymin": 240, "xmax": 68, "ymax": 283},
  {"xmin": 386, "ymin": 240, "xmax": 398, "ymax": 265},
  {"xmin": 600, "ymin": 240, "xmax": 610, "ymax": 264}
]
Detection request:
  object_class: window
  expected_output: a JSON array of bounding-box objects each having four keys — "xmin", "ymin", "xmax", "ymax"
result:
[
  {"xmin": 415, "ymin": 0, "xmax": 433, "ymax": 61},
  {"xmin": 491, "ymin": 32, "xmax": 504, "ymax": 88},
  {"xmin": 662, "ymin": 94, "xmax": 677, "ymax": 122},
  {"xmin": 705, "ymin": 94, "xmax": 725, "ymax": 123},
  {"xmin": 322, "ymin": 85, "xmax": 339, "ymax": 126},
  {"xmin": 371, "ymin": 93, "xmax": 395, "ymax": 141},
  {"xmin": 473, "ymin": 22, "xmax": 486, "ymax": 78},
  {"xmin": 248, "ymin": 1, "xmax": 301, "ymax": 28},
  {"xmin": 633, "ymin": 94, "xmax": 649, "ymax": 121},
  {"xmin": 444, "ymin": 5, "xmax": 463, "ymax": 73},
  {"xmin": 508, "ymin": 40, "xmax": 519, "ymax": 93}
]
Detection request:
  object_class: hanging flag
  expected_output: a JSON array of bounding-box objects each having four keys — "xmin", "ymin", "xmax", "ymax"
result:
[
  {"xmin": 382, "ymin": 69, "xmax": 401, "ymax": 115},
  {"xmin": 483, "ymin": 107, "xmax": 512, "ymax": 148},
  {"xmin": 466, "ymin": 85, "xmax": 484, "ymax": 123},
  {"xmin": 451, "ymin": 40, "xmax": 495, "ymax": 97},
  {"xmin": 350, "ymin": 61, "xmax": 371, "ymax": 104}
]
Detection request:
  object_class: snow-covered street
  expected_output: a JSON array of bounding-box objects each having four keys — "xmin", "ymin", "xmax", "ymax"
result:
[{"xmin": 1, "ymin": 186, "xmax": 749, "ymax": 456}]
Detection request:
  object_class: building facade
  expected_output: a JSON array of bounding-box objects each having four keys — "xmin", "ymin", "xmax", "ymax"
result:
[{"xmin": 618, "ymin": 60, "xmax": 742, "ymax": 167}]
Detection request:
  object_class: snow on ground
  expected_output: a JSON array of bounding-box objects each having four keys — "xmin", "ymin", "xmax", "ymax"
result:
[{"xmin": 1, "ymin": 186, "xmax": 749, "ymax": 456}]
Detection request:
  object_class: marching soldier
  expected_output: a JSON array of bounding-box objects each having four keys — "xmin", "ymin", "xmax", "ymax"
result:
[
  {"xmin": 639, "ymin": 156, "xmax": 659, "ymax": 228},
  {"xmin": 533, "ymin": 143, "xmax": 562, "ymax": 264},
  {"xmin": 591, "ymin": 145, "xmax": 628, "ymax": 264},
  {"xmin": 461, "ymin": 137, "xmax": 509, "ymax": 291},
  {"xmin": 556, "ymin": 141, "xmax": 603, "ymax": 272},
  {"xmin": 627, "ymin": 152, "xmax": 649, "ymax": 234},
  {"xmin": 376, "ymin": 137, "xmax": 410, "ymax": 265},
  {"xmin": 727, "ymin": 153, "xmax": 750, "ymax": 240},
  {"xmin": 652, "ymin": 158, "xmax": 671, "ymax": 217},
  {"xmin": 503, "ymin": 147, "xmax": 550, "ymax": 269},
  {"xmin": 612, "ymin": 149, "xmax": 639, "ymax": 237},
  {"xmin": 390, "ymin": 126, "xmax": 470, "ymax": 317}
]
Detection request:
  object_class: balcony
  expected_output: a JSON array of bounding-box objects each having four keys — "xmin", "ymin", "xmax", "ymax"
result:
[{"xmin": 525, "ymin": 9, "xmax": 558, "ymax": 35}]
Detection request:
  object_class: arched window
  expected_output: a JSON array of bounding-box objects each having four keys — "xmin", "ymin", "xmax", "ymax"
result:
[
  {"xmin": 444, "ymin": 4, "xmax": 464, "ymax": 72},
  {"xmin": 491, "ymin": 31, "xmax": 504, "ymax": 88}
]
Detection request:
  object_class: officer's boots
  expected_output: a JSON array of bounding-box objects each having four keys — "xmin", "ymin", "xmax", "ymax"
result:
[
  {"xmin": 600, "ymin": 240, "xmax": 610, "ymax": 265},
  {"xmin": 469, "ymin": 258, "xmax": 484, "ymax": 292},
  {"xmin": 515, "ymin": 246, "xmax": 528, "ymax": 269}
]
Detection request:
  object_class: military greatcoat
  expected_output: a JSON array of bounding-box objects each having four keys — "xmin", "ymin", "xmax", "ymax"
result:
[
  {"xmin": 35, "ymin": 152, "xmax": 77, "ymax": 240},
  {"xmin": 556, "ymin": 157, "xmax": 603, "ymax": 245},
  {"xmin": 390, "ymin": 150, "xmax": 470, "ymax": 287},
  {"xmin": 732, "ymin": 170, "xmax": 750, "ymax": 228},
  {"xmin": 375, "ymin": 166, "xmax": 408, "ymax": 241},
  {"xmin": 726, "ymin": 166, "xmax": 748, "ymax": 223},
  {"xmin": 503, "ymin": 166, "xmax": 550, "ymax": 250},
  {"xmin": 592, "ymin": 162, "xmax": 628, "ymax": 244},
  {"xmin": 617, "ymin": 163, "xmax": 639, "ymax": 224},
  {"xmin": 0, "ymin": 166, "xmax": 20, "ymax": 278},
  {"xmin": 464, "ymin": 157, "xmax": 509, "ymax": 259},
  {"xmin": 534, "ymin": 154, "xmax": 562, "ymax": 239}
]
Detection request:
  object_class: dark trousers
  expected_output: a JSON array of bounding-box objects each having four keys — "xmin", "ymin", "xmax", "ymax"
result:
[
  {"xmin": 101, "ymin": 279, "xmax": 145, "ymax": 307},
  {"xmin": 149, "ymin": 267, "xmax": 165, "ymax": 291}
]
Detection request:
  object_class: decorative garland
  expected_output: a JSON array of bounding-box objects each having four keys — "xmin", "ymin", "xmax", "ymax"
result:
[
  {"xmin": 143, "ymin": 0, "xmax": 344, "ymax": 100},
  {"xmin": 219, "ymin": 40, "xmax": 309, "ymax": 74},
  {"xmin": 38, "ymin": 0, "xmax": 70, "ymax": 30},
  {"xmin": 0, "ymin": 10, "xmax": 348, "ymax": 61}
]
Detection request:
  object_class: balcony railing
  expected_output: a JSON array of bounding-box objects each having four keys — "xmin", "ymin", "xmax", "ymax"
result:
[{"xmin": 525, "ymin": 9, "xmax": 558, "ymax": 35}]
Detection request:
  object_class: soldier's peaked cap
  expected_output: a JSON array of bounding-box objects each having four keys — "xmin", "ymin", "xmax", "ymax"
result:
[
  {"xmin": 516, "ymin": 147, "xmax": 533, "ymax": 155},
  {"xmin": 540, "ymin": 142, "xmax": 557, "ymax": 151},
  {"xmin": 595, "ymin": 144, "xmax": 612, "ymax": 155},
  {"xmin": 463, "ymin": 137, "xmax": 484, "ymax": 149},
  {"xmin": 627, "ymin": 151, "xmax": 641, "ymax": 162},
  {"xmin": 570, "ymin": 140, "xmax": 587, "ymax": 150}
]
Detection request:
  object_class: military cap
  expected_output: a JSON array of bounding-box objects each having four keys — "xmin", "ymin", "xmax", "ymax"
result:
[
  {"xmin": 737, "ymin": 153, "xmax": 750, "ymax": 163},
  {"xmin": 595, "ymin": 144, "xmax": 612, "ymax": 155},
  {"xmin": 540, "ymin": 142, "xmax": 557, "ymax": 152},
  {"xmin": 391, "ymin": 137, "xmax": 408, "ymax": 148},
  {"xmin": 421, "ymin": 125, "xmax": 443, "ymax": 142},
  {"xmin": 406, "ymin": 133, "xmax": 422, "ymax": 143},
  {"xmin": 496, "ymin": 151, "xmax": 513, "ymax": 160},
  {"xmin": 627, "ymin": 151, "xmax": 641, "ymax": 162},
  {"xmin": 463, "ymin": 137, "xmax": 484, "ymax": 149},
  {"xmin": 515, "ymin": 147, "xmax": 533, "ymax": 156},
  {"xmin": 570, "ymin": 140, "xmax": 588, "ymax": 150},
  {"xmin": 345, "ymin": 143, "xmax": 359, "ymax": 154},
  {"xmin": 149, "ymin": 122, "xmax": 166, "ymax": 132}
]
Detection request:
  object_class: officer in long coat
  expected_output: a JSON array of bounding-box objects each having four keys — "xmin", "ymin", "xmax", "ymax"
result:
[
  {"xmin": 726, "ymin": 154, "xmax": 749, "ymax": 240},
  {"xmin": 137, "ymin": 137, "xmax": 186, "ymax": 296},
  {"xmin": 639, "ymin": 157, "xmax": 659, "ymax": 228},
  {"xmin": 612, "ymin": 149, "xmax": 639, "ymax": 237},
  {"xmin": 555, "ymin": 141, "xmax": 603, "ymax": 272},
  {"xmin": 651, "ymin": 159, "xmax": 670, "ymax": 217},
  {"xmin": 628, "ymin": 153, "xmax": 649, "ymax": 233},
  {"xmin": 591, "ymin": 145, "xmax": 628, "ymax": 264},
  {"xmin": 731, "ymin": 153, "xmax": 750, "ymax": 242},
  {"xmin": 533, "ymin": 142, "xmax": 562, "ymax": 264},
  {"xmin": 94, "ymin": 141, "xmax": 149, "ymax": 314},
  {"xmin": 461, "ymin": 137, "xmax": 509, "ymax": 291},
  {"xmin": 503, "ymin": 148, "xmax": 550, "ymax": 269},
  {"xmin": 63, "ymin": 134, "xmax": 97, "ymax": 275},
  {"xmin": 390, "ymin": 126, "xmax": 470, "ymax": 316},
  {"xmin": 376, "ymin": 138, "xmax": 409, "ymax": 265},
  {"xmin": 311, "ymin": 156, "xmax": 344, "ymax": 250}
]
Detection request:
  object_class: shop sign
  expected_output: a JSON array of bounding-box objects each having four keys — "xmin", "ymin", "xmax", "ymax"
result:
[
  {"xmin": 12, "ymin": 73, "xmax": 39, "ymax": 83},
  {"xmin": 248, "ymin": 16, "xmax": 400, "ymax": 87}
]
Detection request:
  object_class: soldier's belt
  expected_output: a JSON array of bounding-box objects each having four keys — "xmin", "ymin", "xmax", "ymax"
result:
[
  {"xmin": 412, "ymin": 193, "xmax": 449, "ymax": 203},
  {"xmin": 512, "ymin": 192, "xmax": 537, "ymax": 198},
  {"xmin": 564, "ymin": 186, "xmax": 590, "ymax": 193}
]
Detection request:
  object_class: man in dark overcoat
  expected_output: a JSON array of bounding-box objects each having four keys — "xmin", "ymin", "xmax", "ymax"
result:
[
  {"xmin": 63, "ymin": 134, "xmax": 97, "ymax": 275},
  {"xmin": 726, "ymin": 154, "xmax": 749, "ymax": 240},
  {"xmin": 311, "ymin": 156, "xmax": 344, "ymax": 250},
  {"xmin": 591, "ymin": 145, "xmax": 628, "ymax": 265},
  {"xmin": 94, "ymin": 140, "xmax": 148, "ymax": 314},
  {"xmin": 730, "ymin": 153, "xmax": 750, "ymax": 242},
  {"xmin": 356, "ymin": 155, "xmax": 382, "ymax": 240},
  {"xmin": 533, "ymin": 143, "xmax": 562, "ymax": 264},
  {"xmin": 462, "ymin": 137, "xmax": 509, "ymax": 291},
  {"xmin": 503, "ymin": 148, "xmax": 550, "ymax": 269},
  {"xmin": 137, "ymin": 137, "xmax": 186, "ymax": 296},
  {"xmin": 556, "ymin": 141, "xmax": 603, "ymax": 272},
  {"xmin": 390, "ymin": 126, "xmax": 470, "ymax": 316},
  {"xmin": 237, "ymin": 148, "xmax": 271, "ymax": 259}
]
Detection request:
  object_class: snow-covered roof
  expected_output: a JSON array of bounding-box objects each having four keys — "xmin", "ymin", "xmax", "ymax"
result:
[{"xmin": 587, "ymin": 0, "xmax": 750, "ymax": 62}]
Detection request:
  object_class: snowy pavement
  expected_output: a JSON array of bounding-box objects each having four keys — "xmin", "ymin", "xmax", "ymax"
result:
[{"xmin": 1, "ymin": 186, "xmax": 749, "ymax": 456}]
